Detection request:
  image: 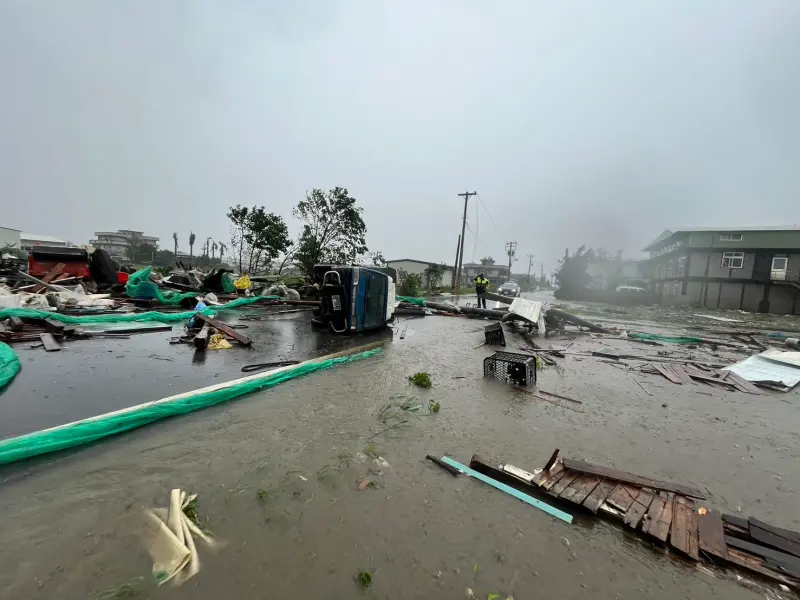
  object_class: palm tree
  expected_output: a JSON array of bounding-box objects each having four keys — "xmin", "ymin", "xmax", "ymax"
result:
[
  {"xmin": 211, "ymin": 241, "xmax": 218, "ymax": 260},
  {"xmin": 172, "ymin": 232, "xmax": 178, "ymax": 258},
  {"xmin": 188, "ymin": 232, "xmax": 196, "ymax": 259},
  {"xmin": 218, "ymin": 242, "xmax": 227, "ymax": 262},
  {"xmin": 205, "ymin": 237, "xmax": 213, "ymax": 257}
]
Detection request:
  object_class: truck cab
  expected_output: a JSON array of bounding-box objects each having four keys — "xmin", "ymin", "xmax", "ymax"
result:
[{"xmin": 312, "ymin": 265, "xmax": 396, "ymax": 333}]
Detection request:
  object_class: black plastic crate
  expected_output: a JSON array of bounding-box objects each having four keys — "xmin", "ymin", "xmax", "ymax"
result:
[
  {"xmin": 484, "ymin": 351, "xmax": 537, "ymax": 386},
  {"xmin": 484, "ymin": 322, "xmax": 506, "ymax": 346}
]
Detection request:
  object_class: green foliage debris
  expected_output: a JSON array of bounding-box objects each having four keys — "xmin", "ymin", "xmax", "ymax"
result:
[
  {"xmin": 408, "ymin": 372, "xmax": 432, "ymax": 388},
  {"xmin": 182, "ymin": 497, "xmax": 200, "ymax": 526},
  {"xmin": 357, "ymin": 570, "xmax": 373, "ymax": 589},
  {"xmin": 429, "ymin": 400, "xmax": 441, "ymax": 413}
]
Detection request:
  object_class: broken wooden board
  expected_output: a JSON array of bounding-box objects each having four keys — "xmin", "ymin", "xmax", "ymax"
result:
[
  {"xmin": 725, "ymin": 536, "xmax": 800, "ymax": 578},
  {"xmin": 581, "ymin": 478, "xmax": 617, "ymax": 513},
  {"xmin": 670, "ymin": 496, "xmax": 699, "ymax": 560},
  {"xmin": 642, "ymin": 493, "xmax": 667, "ymax": 539},
  {"xmin": 654, "ymin": 363, "xmax": 682, "ymax": 384},
  {"xmin": 749, "ymin": 517, "xmax": 800, "ymax": 546},
  {"xmin": 194, "ymin": 323, "xmax": 213, "ymax": 351},
  {"xmin": 39, "ymin": 332, "xmax": 62, "ymax": 352},
  {"xmin": 8, "ymin": 316, "xmax": 24, "ymax": 332},
  {"xmin": 624, "ymin": 489, "xmax": 655, "ymax": 530},
  {"xmin": 720, "ymin": 371, "xmax": 763, "ymax": 395},
  {"xmin": 469, "ymin": 454, "xmax": 539, "ymax": 493},
  {"xmin": 550, "ymin": 471, "xmax": 581, "ymax": 496},
  {"xmin": 697, "ymin": 507, "xmax": 728, "ymax": 560},
  {"xmin": 31, "ymin": 262, "xmax": 66, "ymax": 293},
  {"xmin": 559, "ymin": 475, "xmax": 601, "ymax": 505},
  {"xmin": 539, "ymin": 463, "xmax": 566, "ymax": 491},
  {"xmin": 644, "ymin": 492, "xmax": 674, "ymax": 543},
  {"xmin": 670, "ymin": 364, "xmax": 695, "ymax": 385},
  {"xmin": 726, "ymin": 548, "xmax": 800, "ymax": 589},
  {"xmin": 195, "ymin": 313, "xmax": 252, "ymax": 346},
  {"xmin": 561, "ymin": 458, "xmax": 706, "ymax": 499},
  {"xmin": 605, "ymin": 484, "xmax": 640, "ymax": 513},
  {"xmin": 542, "ymin": 448, "xmax": 560, "ymax": 474},
  {"xmin": 748, "ymin": 520, "xmax": 800, "ymax": 559}
]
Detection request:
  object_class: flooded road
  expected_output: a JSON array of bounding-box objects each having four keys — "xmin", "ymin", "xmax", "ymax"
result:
[{"xmin": 0, "ymin": 301, "xmax": 798, "ymax": 599}]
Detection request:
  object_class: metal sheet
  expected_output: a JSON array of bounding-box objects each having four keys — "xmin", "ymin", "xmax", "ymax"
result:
[{"xmin": 509, "ymin": 298, "xmax": 543, "ymax": 323}]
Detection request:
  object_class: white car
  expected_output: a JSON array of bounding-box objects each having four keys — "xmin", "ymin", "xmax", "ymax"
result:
[{"xmin": 615, "ymin": 285, "xmax": 649, "ymax": 294}]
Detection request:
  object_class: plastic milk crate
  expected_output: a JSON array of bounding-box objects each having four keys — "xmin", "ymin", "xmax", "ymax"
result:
[
  {"xmin": 483, "ymin": 322, "xmax": 506, "ymax": 346},
  {"xmin": 483, "ymin": 351, "xmax": 537, "ymax": 386}
]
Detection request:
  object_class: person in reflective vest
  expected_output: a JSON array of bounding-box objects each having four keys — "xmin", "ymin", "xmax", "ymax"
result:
[{"xmin": 474, "ymin": 273, "xmax": 489, "ymax": 308}]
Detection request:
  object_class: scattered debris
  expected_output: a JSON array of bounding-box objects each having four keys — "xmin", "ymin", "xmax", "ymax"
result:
[
  {"xmin": 408, "ymin": 372, "xmax": 432, "ymax": 388},
  {"xmin": 357, "ymin": 570, "xmax": 372, "ymax": 589},
  {"xmin": 429, "ymin": 400, "xmax": 441, "ymax": 413},
  {"xmin": 722, "ymin": 350, "xmax": 800, "ymax": 392},
  {"xmin": 484, "ymin": 352, "xmax": 536, "ymax": 386},
  {"xmin": 426, "ymin": 454, "xmax": 462, "ymax": 476}
]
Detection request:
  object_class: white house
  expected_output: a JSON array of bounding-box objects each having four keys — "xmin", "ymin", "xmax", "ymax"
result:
[
  {"xmin": 0, "ymin": 226, "xmax": 21, "ymax": 250},
  {"xmin": 385, "ymin": 259, "xmax": 454, "ymax": 287}
]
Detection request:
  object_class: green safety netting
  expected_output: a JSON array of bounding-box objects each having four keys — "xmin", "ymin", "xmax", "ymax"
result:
[
  {"xmin": 0, "ymin": 295, "xmax": 281, "ymax": 326},
  {"xmin": 0, "ymin": 342, "xmax": 21, "ymax": 390},
  {"xmin": 628, "ymin": 332, "xmax": 705, "ymax": 345},
  {"xmin": 396, "ymin": 296, "xmax": 426, "ymax": 306},
  {"xmin": 0, "ymin": 347, "xmax": 383, "ymax": 465},
  {"xmin": 126, "ymin": 266, "xmax": 199, "ymax": 305}
]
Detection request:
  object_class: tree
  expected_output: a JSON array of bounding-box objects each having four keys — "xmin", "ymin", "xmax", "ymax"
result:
[
  {"xmin": 396, "ymin": 269, "xmax": 422, "ymax": 297},
  {"xmin": 293, "ymin": 187, "xmax": 368, "ymax": 276},
  {"xmin": 173, "ymin": 232, "xmax": 178, "ymax": 257},
  {"xmin": 218, "ymin": 242, "xmax": 227, "ymax": 263},
  {"xmin": 124, "ymin": 232, "xmax": 156, "ymax": 264},
  {"xmin": 480, "ymin": 256, "xmax": 495, "ymax": 265},
  {"xmin": 189, "ymin": 232, "xmax": 196, "ymax": 259},
  {"xmin": 423, "ymin": 263, "xmax": 445, "ymax": 290},
  {"xmin": 227, "ymin": 204, "xmax": 291, "ymax": 274},
  {"xmin": 211, "ymin": 241, "xmax": 217, "ymax": 259},
  {"xmin": 553, "ymin": 245, "xmax": 592, "ymax": 299},
  {"xmin": 153, "ymin": 249, "xmax": 176, "ymax": 266}
]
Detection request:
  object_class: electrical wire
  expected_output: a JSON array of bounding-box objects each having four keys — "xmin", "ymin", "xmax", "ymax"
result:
[{"xmin": 476, "ymin": 193, "xmax": 504, "ymax": 238}]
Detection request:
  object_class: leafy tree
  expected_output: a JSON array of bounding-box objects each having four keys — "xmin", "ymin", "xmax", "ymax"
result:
[
  {"xmin": 227, "ymin": 204, "xmax": 291, "ymax": 273},
  {"xmin": 480, "ymin": 256, "xmax": 495, "ymax": 265},
  {"xmin": 397, "ymin": 269, "xmax": 422, "ymax": 297},
  {"xmin": 124, "ymin": 232, "xmax": 157, "ymax": 264},
  {"xmin": 423, "ymin": 263, "xmax": 445, "ymax": 290},
  {"xmin": 293, "ymin": 187, "xmax": 368, "ymax": 276},
  {"xmin": 153, "ymin": 249, "xmax": 176, "ymax": 266},
  {"xmin": 553, "ymin": 245, "xmax": 592, "ymax": 299}
]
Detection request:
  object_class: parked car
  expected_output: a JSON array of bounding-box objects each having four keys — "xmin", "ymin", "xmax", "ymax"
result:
[
  {"xmin": 615, "ymin": 285, "xmax": 649, "ymax": 294},
  {"xmin": 498, "ymin": 280, "xmax": 521, "ymax": 297}
]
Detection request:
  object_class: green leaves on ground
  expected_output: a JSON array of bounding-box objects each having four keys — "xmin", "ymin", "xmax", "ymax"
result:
[{"xmin": 408, "ymin": 372, "xmax": 432, "ymax": 388}]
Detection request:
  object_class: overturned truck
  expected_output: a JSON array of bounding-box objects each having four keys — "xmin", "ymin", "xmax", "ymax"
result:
[{"xmin": 311, "ymin": 265, "xmax": 396, "ymax": 333}]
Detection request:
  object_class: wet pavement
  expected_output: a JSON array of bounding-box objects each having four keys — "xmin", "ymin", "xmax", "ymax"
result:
[{"xmin": 0, "ymin": 297, "xmax": 799, "ymax": 599}]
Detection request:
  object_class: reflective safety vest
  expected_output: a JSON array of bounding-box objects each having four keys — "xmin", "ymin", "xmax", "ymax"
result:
[{"xmin": 475, "ymin": 277, "xmax": 489, "ymax": 289}]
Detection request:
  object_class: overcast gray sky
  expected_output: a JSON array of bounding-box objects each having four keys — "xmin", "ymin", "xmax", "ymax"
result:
[{"xmin": 2, "ymin": 1, "xmax": 798, "ymax": 275}]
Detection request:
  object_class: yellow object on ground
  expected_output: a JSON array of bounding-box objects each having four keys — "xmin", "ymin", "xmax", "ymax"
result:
[
  {"xmin": 233, "ymin": 274, "xmax": 252, "ymax": 290},
  {"xmin": 139, "ymin": 489, "xmax": 220, "ymax": 586},
  {"xmin": 208, "ymin": 333, "xmax": 232, "ymax": 350}
]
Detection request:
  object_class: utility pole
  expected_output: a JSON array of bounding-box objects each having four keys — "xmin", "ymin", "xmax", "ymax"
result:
[
  {"xmin": 526, "ymin": 253, "xmax": 535, "ymax": 291},
  {"xmin": 540, "ymin": 263, "xmax": 545, "ymax": 287},
  {"xmin": 505, "ymin": 241, "xmax": 517, "ymax": 281},
  {"xmin": 452, "ymin": 234, "xmax": 461, "ymax": 291},
  {"xmin": 455, "ymin": 191, "xmax": 477, "ymax": 297}
]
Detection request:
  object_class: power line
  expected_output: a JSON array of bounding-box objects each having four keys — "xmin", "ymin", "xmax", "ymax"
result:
[{"xmin": 476, "ymin": 193, "xmax": 504, "ymax": 238}]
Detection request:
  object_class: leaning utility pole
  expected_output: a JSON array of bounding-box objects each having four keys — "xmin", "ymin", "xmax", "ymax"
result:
[
  {"xmin": 454, "ymin": 191, "xmax": 477, "ymax": 297},
  {"xmin": 505, "ymin": 241, "xmax": 517, "ymax": 280},
  {"xmin": 540, "ymin": 263, "xmax": 545, "ymax": 286},
  {"xmin": 526, "ymin": 253, "xmax": 535, "ymax": 290},
  {"xmin": 452, "ymin": 234, "xmax": 461, "ymax": 291}
]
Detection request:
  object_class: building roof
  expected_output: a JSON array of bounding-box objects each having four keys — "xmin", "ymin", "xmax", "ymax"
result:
[
  {"xmin": 642, "ymin": 226, "xmax": 800, "ymax": 251},
  {"xmin": 20, "ymin": 232, "xmax": 66, "ymax": 244},
  {"xmin": 386, "ymin": 258, "xmax": 454, "ymax": 269},
  {"xmin": 462, "ymin": 262, "xmax": 509, "ymax": 269},
  {"xmin": 0, "ymin": 226, "xmax": 21, "ymax": 232}
]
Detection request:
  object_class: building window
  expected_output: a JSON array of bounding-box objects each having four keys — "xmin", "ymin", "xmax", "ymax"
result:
[
  {"xmin": 772, "ymin": 257, "xmax": 788, "ymax": 271},
  {"xmin": 674, "ymin": 282, "xmax": 681, "ymax": 295},
  {"xmin": 678, "ymin": 256, "xmax": 686, "ymax": 268},
  {"xmin": 719, "ymin": 233, "xmax": 743, "ymax": 242},
  {"xmin": 721, "ymin": 252, "xmax": 744, "ymax": 268}
]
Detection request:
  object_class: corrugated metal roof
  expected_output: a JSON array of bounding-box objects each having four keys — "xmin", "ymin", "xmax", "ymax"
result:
[{"xmin": 20, "ymin": 232, "xmax": 67, "ymax": 244}]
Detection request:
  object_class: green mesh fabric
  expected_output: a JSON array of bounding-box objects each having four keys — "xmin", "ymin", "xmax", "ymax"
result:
[
  {"xmin": 0, "ymin": 342, "xmax": 21, "ymax": 390},
  {"xmin": 628, "ymin": 332, "xmax": 705, "ymax": 344},
  {"xmin": 0, "ymin": 348, "xmax": 382, "ymax": 465},
  {"xmin": 396, "ymin": 296, "xmax": 425, "ymax": 306},
  {"xmin": 125, "ymin": 266, "xmax": 199, "ymax": 305},
  {"xmin": 0, "ymin": 296, "xmax": 281, "ymax": 326}
]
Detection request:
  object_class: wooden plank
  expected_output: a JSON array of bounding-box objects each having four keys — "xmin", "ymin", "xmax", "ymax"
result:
[
  {"xmin": 726, "ymin": 548, "xmax": 800, "ymax": 589},
  {"xmin": 8, "ymin": 316, "xmax": 24, "ymax": 332},
  {"xmin": 642, "ymin": 495, "xmax": 667, "ymax": 538},
  {"xmin": 559, "ymin": 475, "xmax": 601, "ymax": 505},
  {"xmin": 750, "ymin": 521, "xmax": 800, "ymax": 559},
  {"xmin": 194, "ymin": 323, "xmax": 213, "ymax": 351},
  {"xmin": 581, "ymin": 478, "xmax": 616, "ymax": 513},
  {"xmin": 542, "ymin": 448, "xmax": 560, "ymax": 473},
  {"xmin": 749, "ymin": 518, "xmax": 800, "ymax": 545},
  {"xmin": 42, "ymin": 318, "xmax": 65, "ymax": 335},
  {"xmin": 654, "ymin": 363, "xmax": 682, "ymax": 384},
  {"xmin": 670, "ymin": 496, "xmax": 699, "ymax": 560},
  {"xmin": 540, "ymin": 463, "xmax": 566, "ymax": 490},
  {"xmin": 561, "ymin": 458, "xmax": 706, "ymax": 499},
  {"xmin": 649, "ymin": 492, "xmax": 674, "ymax": 542},
  {"xmin": 195, "ymin": 313, "xmax": 252, "ymax": 346},
  {"xmin": 723, "ymin": 371, "xmax": 763, "ymax": 395},
  {"xmin": 670, "ymin": 364, "xmax": 695, "ymax": 385},
  {"xmin": 550, "ymin": 471, "xmax": 580, "ymax": 496},
  {"xmin": 697, "ymin": 507, "xmax": 728, "ymax": 559},
  {"xmin": 31, "ymin": 262, "xmax": 66, "ymax": 292},
  {"xmin": 605, "ymin": 484, "xmax": 640, "ymax": 512},
  {"xmin": 723, "ymin": 513, "xmax": 750, "ymax": 530},
  {"xmin": 39, "ymin": 332, "xmax": 62, "ymax": 352},
  {"xmin": 725, "ymin": 536, "xmax": 800, "ymax": 578},
  {"xmin": 624, "ymin": 489, "xmax": 655, "ymax": 530},
  {"xmin": 469, "ymin": 455, "xmax": 540, "ymax": 495}
]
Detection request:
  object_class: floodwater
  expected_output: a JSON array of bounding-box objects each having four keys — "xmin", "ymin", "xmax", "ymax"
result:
[{"xmin": 1, "ymin": 299, "xmax": 799, "ymax": 599}]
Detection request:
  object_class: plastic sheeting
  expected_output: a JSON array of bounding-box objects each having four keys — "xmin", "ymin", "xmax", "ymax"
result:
[
  {"xmin": 126, "ymin": 266, "xmax": 199, "ymax": 305},
  {"xmin": 396, "ymin": 296, "xmax": 425, "ymax": 306},
  {"xmin": 628, "ymin": 332, "xmax": 705, "ymax": 345},
  {"xmin": 0, "ymin": 296, "xmax": 281, "ymax": 326},
  {"xmin": 0, "ymin": 347, "xmax": 383, "ymax": 465},
  {"xmin": 0, "ymin": 342, "xmax": 20, "ymax": 390}
]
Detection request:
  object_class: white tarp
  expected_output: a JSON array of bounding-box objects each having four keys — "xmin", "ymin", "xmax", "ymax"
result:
[
  {"xmin": 722, "ymin": 350, "xmax": 800, "ymax": 392},
  {"xmin": 509, "ymin": 298, "xmax": 543, "ymax": 323}
]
